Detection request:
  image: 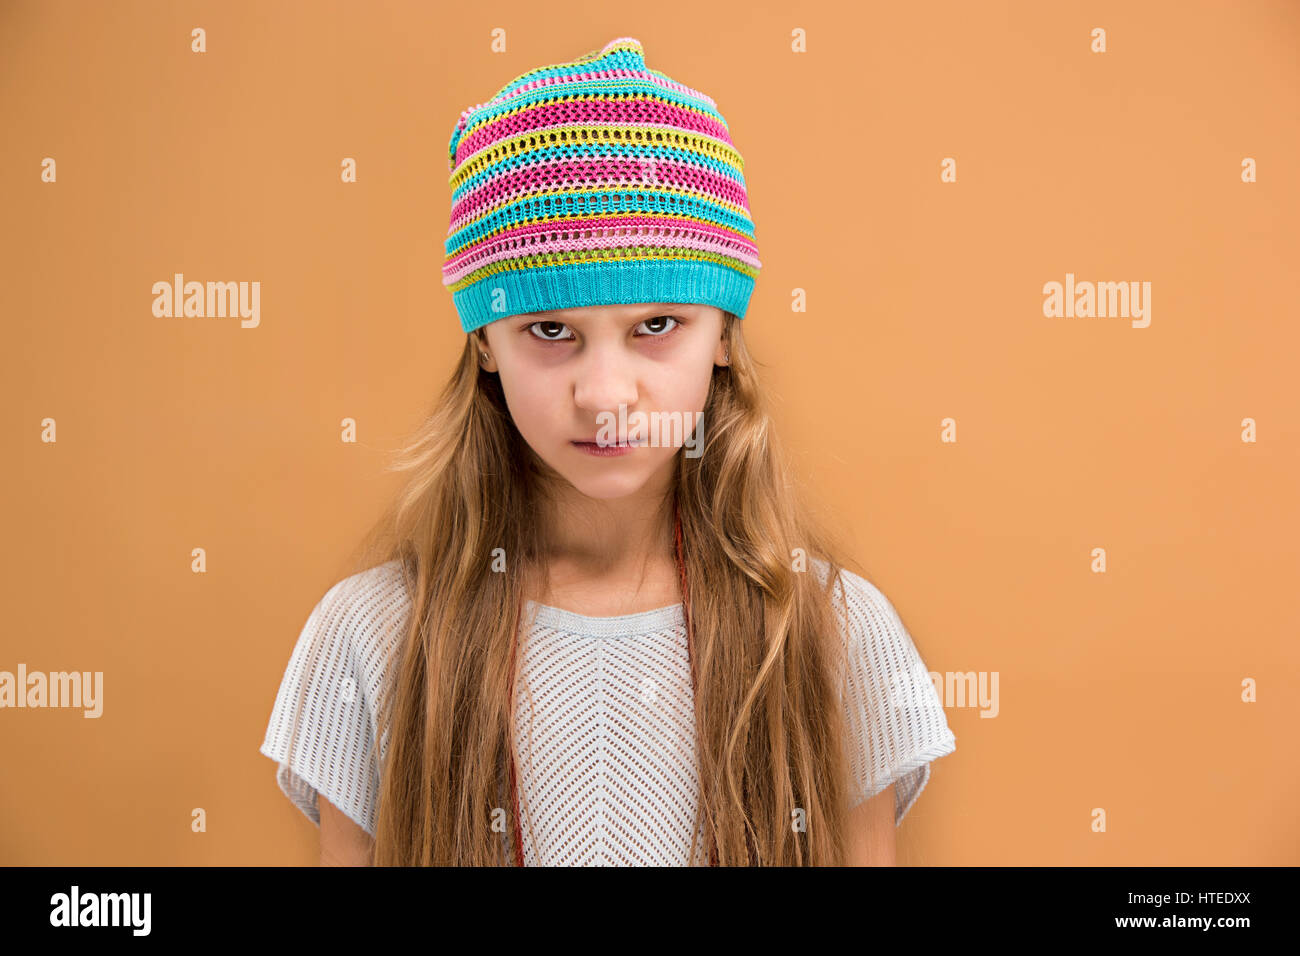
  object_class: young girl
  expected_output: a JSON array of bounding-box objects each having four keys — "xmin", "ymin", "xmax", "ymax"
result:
[{"xmin": 259, "ymin": 36, "xmax": 956, "ymax": 866}]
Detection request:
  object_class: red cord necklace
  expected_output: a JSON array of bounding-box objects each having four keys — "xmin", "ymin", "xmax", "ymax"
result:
[{"xmin": 506, "ymin": 498, "xmax": 717, "ymax": 866}]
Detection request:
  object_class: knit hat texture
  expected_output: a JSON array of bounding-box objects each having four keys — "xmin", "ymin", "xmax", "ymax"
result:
[{"xmin": 442, "ymin": 37, "xmax": 761, "ymax": 335}]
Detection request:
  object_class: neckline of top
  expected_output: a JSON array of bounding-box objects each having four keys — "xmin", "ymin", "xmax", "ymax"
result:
[{"xmin": 523, "ymin": 598, "xmax": 685, "ymax": 637}]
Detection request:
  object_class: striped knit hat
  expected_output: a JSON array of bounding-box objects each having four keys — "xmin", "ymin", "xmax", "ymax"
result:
[{"xmin": 442, "ymin": 37, "xmax": 761, "ymax": 335}]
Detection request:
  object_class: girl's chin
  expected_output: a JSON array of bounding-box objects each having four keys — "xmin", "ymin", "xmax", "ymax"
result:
[{"xmin": 555, "ymin": 466, "xmax": 656, "ymax": 500}]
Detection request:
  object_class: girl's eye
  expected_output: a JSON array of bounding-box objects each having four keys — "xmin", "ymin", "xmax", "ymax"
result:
[
  {"xmin": 527, "ymin": 321, "xmax": 575, "ymax": 341},
  {"xmin": 525, "ymin": 316, "xmax": 681, "ymax": 342},
  {"xmin": 636, "ymin": 315, "xmax": 680, "ymax": 337}
]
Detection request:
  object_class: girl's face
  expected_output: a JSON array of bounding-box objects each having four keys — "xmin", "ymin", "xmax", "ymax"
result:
[{"xmin": 479, "ymin": 303, "xmax": 729, "ymax": 501}]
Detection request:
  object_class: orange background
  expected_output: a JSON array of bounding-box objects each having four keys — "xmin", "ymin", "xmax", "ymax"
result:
[{"xmin": 2, "ymin": 0, "xmax": 1297, "ymax": 865}]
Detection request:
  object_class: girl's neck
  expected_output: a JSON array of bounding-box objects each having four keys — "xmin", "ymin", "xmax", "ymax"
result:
[
  {"xmin": 532, "ymin": 551, "xmax": 681, "ymax": 618},
  {"xmin": 532, "ymin": 476, "xmax": 680, "ymax": 616},
  {"xmin": 540, "ymin": 491, "xmax": 676, "ymax": 572}
]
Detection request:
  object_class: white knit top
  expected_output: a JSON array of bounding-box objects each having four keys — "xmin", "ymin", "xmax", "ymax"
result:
[{"xmin": 258, "ymin": 559, "xmax": 957, "ymax": 865}]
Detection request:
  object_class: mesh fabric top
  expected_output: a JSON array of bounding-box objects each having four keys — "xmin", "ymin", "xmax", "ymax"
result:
[{"xmin": 258, "ymin": 559, "xmax": 957, "ymax": 864}]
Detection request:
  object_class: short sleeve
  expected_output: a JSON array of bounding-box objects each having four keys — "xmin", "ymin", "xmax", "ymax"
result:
[
  {"xmin": 258, "ymin": 561, "xmax": 409, "ymax": 838},
  {"xmin": 830, "ymin": 566, "xmax": 957, "ymax": 827}
]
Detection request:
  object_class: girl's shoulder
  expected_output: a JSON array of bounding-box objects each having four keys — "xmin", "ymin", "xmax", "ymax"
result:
[
  {"xmin": 808, "ymin": 557, "xmax": 911, "ymax": 650},
  {"xmin": 809, "ymin": 556, "xmax": 943, "ymax": 708},
  {"xmin": 297, "ymin": 559, "xmax": 413, "ymax": 685},
  {"xmin": 313, "ymin": 559, "xmax": 412, "ymax": 628}
]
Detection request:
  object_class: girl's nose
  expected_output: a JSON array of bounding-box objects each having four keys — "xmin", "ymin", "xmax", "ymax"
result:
[{"xmin": 572, "ymin": 351, "xmax": 640, "ymax": 412}]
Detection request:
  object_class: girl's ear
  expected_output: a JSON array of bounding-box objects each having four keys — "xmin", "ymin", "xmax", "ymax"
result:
[
  {"xmin": 473, "ymin": 330, "xmax": 496, "ymax": 372},
  {"xmin": 714, "ymin": 335, "xmax": 731, "ymax": 367},
  {"xmin": 714, "ymin": 311, "xmax": 734, "ymax": 366}
]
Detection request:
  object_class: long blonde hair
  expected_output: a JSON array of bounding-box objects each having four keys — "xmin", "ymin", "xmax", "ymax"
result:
[{"xmin": 347, "ymin": 311, "xmax": 865, "ymax": 864}]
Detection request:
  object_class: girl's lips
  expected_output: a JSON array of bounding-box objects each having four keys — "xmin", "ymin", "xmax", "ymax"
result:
[{"xmin": 572, "ymin": 439, "xmax": 644, "ymax": 456}]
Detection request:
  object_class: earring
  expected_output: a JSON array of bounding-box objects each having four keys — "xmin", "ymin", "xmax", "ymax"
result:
[{"xmin": 480, "ymin": 351, "xmax": 490, "ymax": 363}]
